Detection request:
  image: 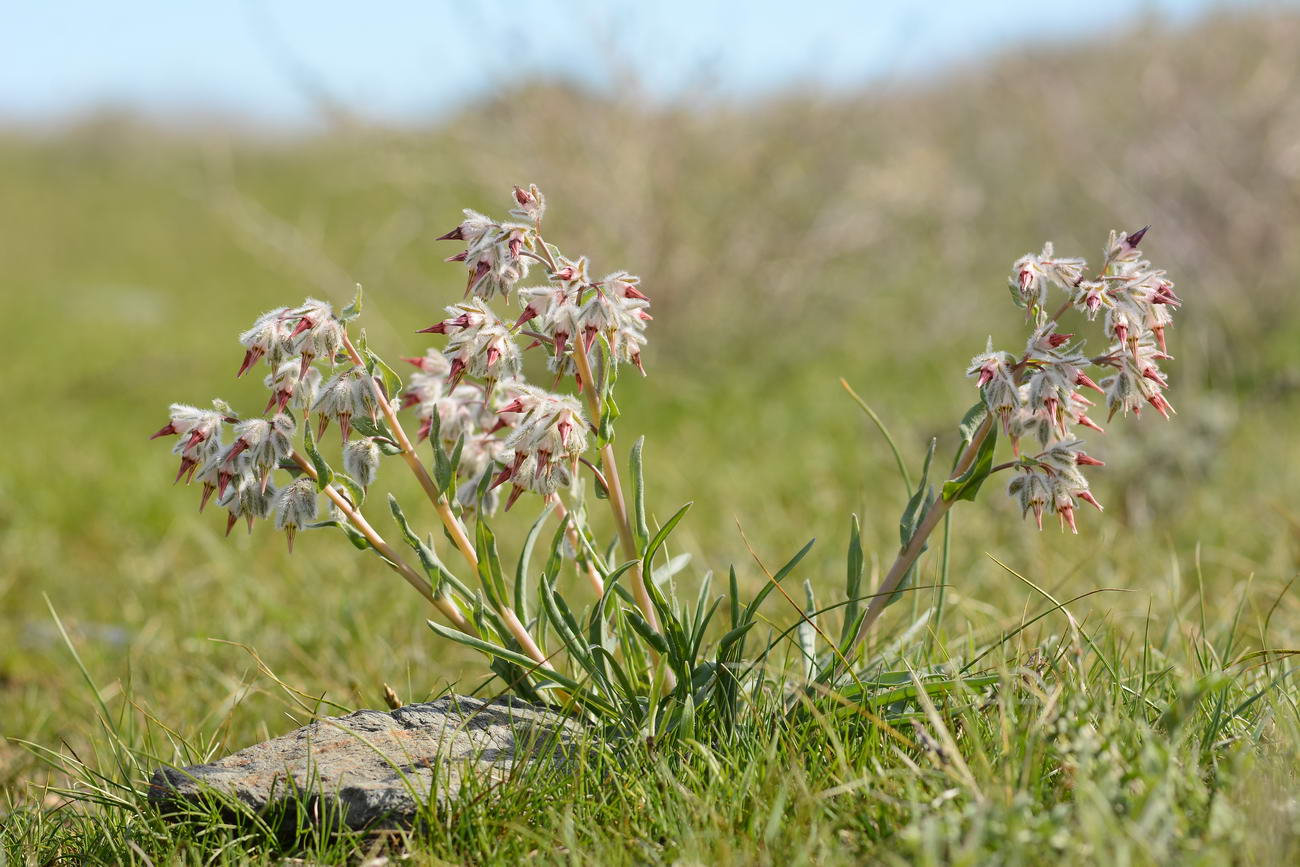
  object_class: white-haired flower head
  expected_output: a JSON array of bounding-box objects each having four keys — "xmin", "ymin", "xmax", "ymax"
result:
[
  {"xmin": 1103, "ymin": 226, "xmax": 1149, "ymax": 268},
  {"xmin": 576, "ymin": 280, "xmax": 652, "ymax": 371},
  {"xmin": 492, "ymin": 392, "xmax": 587, "ymax": 503},
  {"xmin": 416, "ymin": 383, "xmax": 492, "ymax": 446},
  {"xmin": 967, "ymin": 340, "xmax": 1021, "ymax": 433},
  {"xmin": 285, "ymin": 298, "xmax": 346, "ymax": 377},
  {"xmin": 1007, "ymin": 464, "xmax": 1101, "ymax": 534},
  {"xmin": 238, "ymin": 307, "xmax": 297, "ymax": 377},
  {"xmin": 218, "ymin": 470, "xmax": 276, "ymax": 536},
  {"xmin": 401, "ymin": 347, "xmax": 452, "ymax": 377},
  {"xmin": 423, "ymin": 300, "xmax": 522, "ymax": 385},
  {"xmin": 437, "ymin": 209, "xmax": 496, "ymax": 248},
  {"xmin": 438, "ymin": 205, "xmax": 533, "ymax": 299},
  {"xmin": 508, "ymin": 184, "xmax": 546, "ymax": 224},
  {"xmin": 264, "ymin": 361, "xmax": 322, "ymax": 414},
  {"xmin": 312, "ymin": 368, "xmax": 377, "ymax": 441},
  {"xmin": 455, "ymin": 436, "xmax": 510, "ymax": 514},
  {"xmin": 152, "ymin": 401, "xmax": 232, "ymax": 483},
  {"xmin": 1010, "ymin": 243, "xmax": 1086, "ymax": 313},
  {"xmin": 499, "ymin": 451, "xmax": 575, "ymax": 511},
  {"xmin": 1098, "ymin": 343, "xmax": 1176, "ymax": 420},
  {"xmin": 343, "ymin": 437, "xmax": 382, "ymax": 488},
  {"xmin": 219, "ymin": 413, "xmax": 295, "ymax": 495},
  {"xmin": 272, "ymin": 477, "xmax": 318, "ymax": 552}
]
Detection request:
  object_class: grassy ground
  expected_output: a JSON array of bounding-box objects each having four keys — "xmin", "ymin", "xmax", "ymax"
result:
[{"xmin": 4, "ymin": 9, "xmax": 1300, "ymax": 863}]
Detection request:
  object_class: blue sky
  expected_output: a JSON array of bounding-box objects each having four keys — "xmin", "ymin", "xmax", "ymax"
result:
[{"xmin": 1, "ymin": 0, "xmax": 1264, "ymax": 126}]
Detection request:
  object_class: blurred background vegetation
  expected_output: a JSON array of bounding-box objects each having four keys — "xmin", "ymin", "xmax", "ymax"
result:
[{"xmin": 3, "ymin": 5, "xmax": 1300, "ymax": 807}]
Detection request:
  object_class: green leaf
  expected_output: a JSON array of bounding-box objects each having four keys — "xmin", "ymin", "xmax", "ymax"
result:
[
  {"xmin": 625, "ymin": 610, "xmax": 669, "ymax": 654},
  {"xmin": 515, "ymin": 503, "xmax": 556, "ymax": 621},
  {"xmin": 956, "ymin": 400, "xmax": 989, "ymax": 453},
  {"xmin": 339, "ymin": 283, "xmax": 363, "ymax": 321},
  {"xmin": 304, "ymin": 519, "xmax": 370, "ymax": 551},
  {"xmin": 303, "ymin": 423, "xmax": 333, "ymax": 491},
  {"xmin": 743, "ymin": 538, "xmax": 816, "ymax": 622},
  {"xmin": 426, "ymin": 620, "xmax": 616, "ymax": 716},
  {"xmin": 641, "ymin": 502, "xmax": 693, "ymax": 574},
  {"xmin": 475, "ymin": 520, "xmax": 509, "ymax": 612},
  {"xmin": 942, "ymin": 422, "xmax": 998, "ymax": 503},
  {"xmin": 841, "ymin": 514, "xmax": 864, "ymax": 647},
  {"xmin": 387, "ymin": 494, "xmax": 465, "ymax": 596},
  {"xmin": 629, "ymin": 436, "xmax": 649, "ymax": 547},
  {"xmin": 332, "ymin": 472, "xmax": 365, "ymax": 508},
  {"xmin": 362, "ymin": 343, "xmax": 402, "ymax": 400}
]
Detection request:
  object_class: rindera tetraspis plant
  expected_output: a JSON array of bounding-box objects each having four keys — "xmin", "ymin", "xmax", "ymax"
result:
[
  {"xmin": 153, "ymin": 185, "xmax": 780, "ymax": 734},
  {"xmin": 832, "ymin": 226, "xmax": 1180, "ymax": 672},
  {"xmin": 153, "ymin": 190, "xmax": 1179, "ymax": 730}
]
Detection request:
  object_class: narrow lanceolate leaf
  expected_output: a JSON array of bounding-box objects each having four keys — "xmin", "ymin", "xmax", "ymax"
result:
[
  {"xmin": 641, "ymin": 502, "xmax": 693, "ymax": 575},
  {"xmin": 338, "ymin": 283, "xmax": 363, "ymax": 321},
  {"xmin": 942, "ymin": 422, "xmax": 998, "ymax": 503},
  {"xmin": 629, "ymin": 436, "xmax": 650, "ymax": 547},
  {"xmin": 303, "ymin": 423, "xmax": 333, "ymax": 491},
  {"xmin": 475, "ymin": 520, "xmax": 509, "ymax": 612},
  {"xmin": 744, "ymin": 538, "xmax": 816, "ymax": 622},
  {"xmin": 798, "ymin": 580, "xmax": 818, "ymax": 681},
  {"xmin": 514, "ymin": 501, "xmax": 555, "ymax": 621},
  {"xmin": 332, "ymin": 472, "xmax": 365, "ymax": 508},
  {"xmin": 388, "ymin": 494, "xmax": 460, "ymax": 592},
  {"xmin": 363, "ymin": 344, "xmax": 402, "ymax": 400},
  {"xmin": 841, "ymin": 514, "xmax": 864, "ymax": 647},
  {"xmin": 425, "ymin": 620, "xmax": 617, "ymax": 717}
]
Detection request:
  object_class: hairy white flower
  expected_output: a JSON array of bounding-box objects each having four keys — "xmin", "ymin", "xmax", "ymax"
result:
[
  {"xmin": 1010, "ymin": 243, "xmax": 1085, "ymax": 311},
  {"xmin": 508, "ymin": 184, "xmax": 546, "ymax": 224},
  {"xmin": 272, "ymin": 478, "xmax": 318, "ymax": 552},
  {"xmin": 222, "ymin": 413, "xmax": 295, "ymax": 481},
  {"xmin": 238, "ymin": 307, "xmax": 297, "ymax": 376},
  {"xmin": 152, "ymin": 401, "xmax": 230, "ymax": 483},
  {"xmin": 425, "ymin": 300, "xmax": 522, "ymax": 383},
  {"xmin": 285, "ymin": 298, "xmax": 346, "ymax": 371},
  {"xmin": 218, "ymin": 470, "xmax": 275, "ymax": 536},
  {"xmin": 438, "ymin": 208, "xmax": 533, "ymax": 300},
  {"xmin": 265, "ymin": 361, "xmax": 322, "ymax": 414},
  {"xmin": 343, "ymin": 437, "xmax": 382, "ymax": 488},
  {"xmin": 312, "ymin": 368, "xmax": 377, "ymax": 441}
]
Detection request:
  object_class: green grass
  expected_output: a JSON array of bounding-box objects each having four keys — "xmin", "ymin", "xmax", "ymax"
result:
[{"xmin": 5, "ymin": 9, "xmax": 1300, "ymax": 863}]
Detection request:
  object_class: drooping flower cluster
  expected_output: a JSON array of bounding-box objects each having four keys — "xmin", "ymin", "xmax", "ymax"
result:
[
  {"xmin": 399, "ymin": 184, "xmax": 652, "ymax": 511},
  {"xmin": 972, "ymin": 227, "xmax": 1179, "ymax": 533},
  {"xmin": 155, "ymin": 292, "xmax": 383, "ymax": 547}
]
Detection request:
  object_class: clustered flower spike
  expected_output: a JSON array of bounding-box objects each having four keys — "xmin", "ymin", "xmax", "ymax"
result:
[
  {"xmin": 437, "ymin": 206, "xmax": 533, "ymax": 299},
  {"xmin": 421, "ymin": 300, "xmax": 522, "ymax": 386},
  {"xmin": 405, "ymin": 185, "xmax": 652, "ymax": 512},
  {"xmin": 157, "ymin": 289, "xmax": 386, "ymax": 548},
  {"xmin": 976, "ymin": 227, "xmax": 1179, "ymax": 533},
  {"xmin": 493, "ymin": 391, "xmax": 588, "ymax": 510}
]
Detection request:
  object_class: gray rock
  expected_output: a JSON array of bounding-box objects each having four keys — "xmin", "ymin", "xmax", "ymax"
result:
[{"xmin": 148, "ymin": 695, "xmax": 583, "ymax": 830}]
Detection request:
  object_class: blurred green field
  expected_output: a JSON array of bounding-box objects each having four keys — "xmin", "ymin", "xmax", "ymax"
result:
[{"xmin": 3, "ymin": 8, "xmax": 1300, "ymax": 853}]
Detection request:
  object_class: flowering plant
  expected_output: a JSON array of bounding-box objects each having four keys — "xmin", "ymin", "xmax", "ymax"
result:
[
  {"xmin": 836, "ymin": 226, "xmax": 1180, "ymax": 667},
  {"xmin": 154, "ymin": 187, "xmax": 1178, "ymax": 727}
]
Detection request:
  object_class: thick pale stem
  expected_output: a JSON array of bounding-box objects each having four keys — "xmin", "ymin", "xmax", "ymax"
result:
[
  {"xmin": 551, "ymin": 496, "xmax": 606, "ymax": 597},
  {"xmin": 839, "ymin": 415, "xmax": 994, "ymax": 668},
  {"xmin": 341, "ymin": 332, "xmax": 479, "ymax": 572},
  {"xmin": 571, "ymin": 341, "xmax": 659, "ymax": 631},
  {"xmin": 290, "ymin": 451, "xmax": 470, "ymax": 633}
]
